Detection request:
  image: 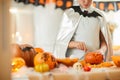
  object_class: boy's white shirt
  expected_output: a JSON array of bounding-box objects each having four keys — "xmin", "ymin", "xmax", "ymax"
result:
[{"xmin": 53, "ymin": 6, "xmax": 113, "ymax": 61}]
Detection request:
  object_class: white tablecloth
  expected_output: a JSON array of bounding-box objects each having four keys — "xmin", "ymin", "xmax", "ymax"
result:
[{"xmin": 12, "ymin": 66, "xmax": 120, "ymax": 80}]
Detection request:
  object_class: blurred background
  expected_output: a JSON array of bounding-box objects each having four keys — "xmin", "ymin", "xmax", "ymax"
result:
[{"xmin": 10, "ymin": 0, "xmax": 120, "ymax": 46}]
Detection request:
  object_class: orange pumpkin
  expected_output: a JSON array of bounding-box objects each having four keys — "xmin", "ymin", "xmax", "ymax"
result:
[
  {"xmin": 34, "ymin": 47, "xmax": 44, "ymax": 53},
  {"xmin": 112, "ymin": 56, "xmax": 120, "ymax": 67},
  {"xmin": 11, "ymin": 43, "xmax": 37, "ymax": 67},
  {"xmin": 84, "ymin": 52, "xmax": 103, "ymax": 64},
  {"xmin": 34, "ymin": 52, "xmax": 58, "ymax": 69},
  {"xmin": 11, "ymin": 44, "xmax": 23, "ymax": 58}
]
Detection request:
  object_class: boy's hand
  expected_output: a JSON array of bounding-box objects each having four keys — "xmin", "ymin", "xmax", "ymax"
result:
[{"xmin": 68, "ymin": 41, "xmax": 87, "ymax": 52}]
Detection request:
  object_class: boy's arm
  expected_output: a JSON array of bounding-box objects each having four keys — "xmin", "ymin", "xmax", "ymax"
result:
[{"xmin": 99, "ymin": 30, "xmax": 107, "ymax": 54}]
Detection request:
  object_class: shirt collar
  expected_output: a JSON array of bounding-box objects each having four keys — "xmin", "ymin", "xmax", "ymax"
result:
[{"xmin": 80, "ymin": 6, "xmax": 94, "ymax": 13}]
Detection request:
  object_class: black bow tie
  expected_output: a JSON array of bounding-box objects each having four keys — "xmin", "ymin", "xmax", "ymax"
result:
[
  {"xmin": 82, "ymin": 10, "xmax": 89, "ymax": 17},
  {"xmin": 80, "ymin": 10, "xmax": 101, "ymax": 17},
  {"xmin": 71, "ymin": 6, "xmax": 102, "ymax": 17}
]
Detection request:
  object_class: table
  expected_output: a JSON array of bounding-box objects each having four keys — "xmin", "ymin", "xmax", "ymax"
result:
[{"xmin": 12, "ymin": 66, "xmax": 120, "ymax": 80}]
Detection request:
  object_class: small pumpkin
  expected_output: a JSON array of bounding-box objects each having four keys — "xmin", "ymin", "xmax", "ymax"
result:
[
  {"xmin": 84, "ymin": 52, "xmax": 103, "ymax": 64},
  {"xmin": 11, "ymin": 43, "xmax": 37, "ymax": 67},
  {"xmin": 34, "ymin": 47, "xmax": 44, "ymax": 53},
  {"xmin": 34, "ymin": 52, "xmax": 58, "ymax": 69},
  {"xmin": 34, "ymin": 63, "xmax": 49, "ymax": 73},
  {"xmin": 112, "ymin": 56, "xmax": 120, "ymax": 67}
]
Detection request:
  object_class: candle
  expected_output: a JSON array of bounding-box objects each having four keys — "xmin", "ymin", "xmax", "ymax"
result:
[{"xmin": 15, "ymin": 32, "xmax": 22, "ymax": 44}]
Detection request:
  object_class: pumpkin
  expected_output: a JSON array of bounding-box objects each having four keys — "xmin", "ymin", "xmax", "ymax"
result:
[
  {"xmin": 34, "ymin": 47, "xmax": 44, "ymax": 53},
  {"xmin": 12, "ymin": 57, "xmax": 25, "ymax": 72},
  {"xmin": 11, "ymin": 43, "xmax": 37, "ymax": 67},
  {"xmin": 84, "ymin": 52, "xmax": 103, "ymax": 64},
  {"xmin": 34, "ymin": 52, "xmax": 58, "ymax": 69},
  {"xmin": 34, "ymin": 63, "xmax": 49, "ymax": 73},
  {"xmin": 11, "ymin": 44, "xmax": 23, "ymax": 58},
  {"xmin": 112, "ymin": 56, "xmax": 120, "ymax": 67}
]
